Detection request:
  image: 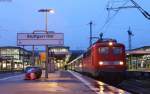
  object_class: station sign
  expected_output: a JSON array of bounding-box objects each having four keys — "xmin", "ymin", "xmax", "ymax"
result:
[{"xmin": 17, "ymin": 33, "xmax": 64, "ymax": 46}]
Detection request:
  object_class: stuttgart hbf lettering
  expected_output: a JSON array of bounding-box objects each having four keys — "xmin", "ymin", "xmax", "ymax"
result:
[{"xmin": 27, "ymin": 34, "xmax": 54, "ymax": 39}]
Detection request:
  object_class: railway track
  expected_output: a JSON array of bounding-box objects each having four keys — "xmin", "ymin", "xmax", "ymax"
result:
[
  {"xmin": 117, "ymin": 79, "xmax": 150, "ymax": 94},
  {"xmin": 72, "ymin": 70, "xmax": 150, "ymax": 94},
  {"xmin": 81, "ymin": 71, "xmax": 150, "ymax": 94}
]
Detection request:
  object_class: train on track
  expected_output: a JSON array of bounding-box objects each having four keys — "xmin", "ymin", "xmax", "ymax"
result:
[{"xmin": 68, "ymin": 38, "xmax": 127, "ymax": 81}]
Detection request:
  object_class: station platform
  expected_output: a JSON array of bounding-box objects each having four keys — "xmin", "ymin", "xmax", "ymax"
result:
[
  {"xmin": 0, "ymin": 70, "xmax": 131, "ymax": 94},
  {"xmin": 39, "ymin": 70, "xmax": 130, "ymax": 94}
]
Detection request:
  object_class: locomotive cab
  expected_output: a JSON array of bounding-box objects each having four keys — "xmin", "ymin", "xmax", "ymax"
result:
[{"xmin": 95, "ymin": 42, "xmax": 126, "ymax": 72}]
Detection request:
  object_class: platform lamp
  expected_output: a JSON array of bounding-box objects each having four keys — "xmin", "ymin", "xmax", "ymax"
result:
[{"xmin": 38, "ymin": 8, "xmax": 55, "ymax": 78}]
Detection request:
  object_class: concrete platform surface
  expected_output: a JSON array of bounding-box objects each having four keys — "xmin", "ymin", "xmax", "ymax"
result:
[{"xmin": 0, "ymin": 70, "xmax": 131, "ymax": 94}]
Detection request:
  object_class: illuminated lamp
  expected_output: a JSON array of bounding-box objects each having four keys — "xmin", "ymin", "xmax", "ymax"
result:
[
  {"xmin": 99, "ymin": 61, "xmax": 103, "ymax": 65},
  {"xmin": 119, "ymin": 61, "xmax": 124, "ymax": 65},
  {"xmin": 109, "ymin": 42, "xmax": 113, "ymax": 46}
]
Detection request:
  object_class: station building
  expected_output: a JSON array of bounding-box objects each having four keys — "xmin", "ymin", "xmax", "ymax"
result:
[
  {"xmin": 0, "ymin": 46, "xmax": 32, "ymax": 71},
  {"xmin": 48, "ymin": 46, "xmax": 70, "ymax": 70},
  {"xmin": 38, "ymin": 46, "xmax": 70, "ymax": 71},
  {"xmin": 126, "ymin": 46, "xmax": 150, "ymax": 71}
]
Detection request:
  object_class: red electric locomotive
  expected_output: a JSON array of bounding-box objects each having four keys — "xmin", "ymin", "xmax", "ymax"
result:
[
  {"xmin": 68, "ymin": 38, "xmax": 127, "ymax": 79},
  {"xmin": 82, "ymin": 38, "xmax": 126, "ymax": 77}
]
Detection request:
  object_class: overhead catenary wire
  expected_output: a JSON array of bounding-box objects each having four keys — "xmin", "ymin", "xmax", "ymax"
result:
[
  {"xmin": 107, "ymin": 0, "xmax": 150, "ymax": 20},
  {"xmin": 98, "ymin": 0, "xmax": 130, "ymax": 34},
  {"xmin": 130, "ymin": 0, "xmax": 150, "ymax": 20}
]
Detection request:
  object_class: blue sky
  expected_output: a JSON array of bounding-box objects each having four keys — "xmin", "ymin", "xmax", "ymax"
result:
[{"xmin": 0, "ymin": 0, "xmax": 150, "ymax": 50}]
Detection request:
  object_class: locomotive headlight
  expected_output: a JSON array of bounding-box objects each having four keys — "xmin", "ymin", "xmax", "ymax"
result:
[
  {"xmin": 99, "ymin": 61, "xmax": 103, "ymax": 65},
  {"xmin": 119, "ymin": 61, "xmax": 124, "ymax": 65},
  {"xmin": 109, "ymin": 42, "xmax": 113, "ymax": 46}
]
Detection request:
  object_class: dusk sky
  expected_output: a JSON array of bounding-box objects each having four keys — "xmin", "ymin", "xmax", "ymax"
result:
[{"xmin": 0, "ymin": 0, "xmax": 150, "ymax": 50}]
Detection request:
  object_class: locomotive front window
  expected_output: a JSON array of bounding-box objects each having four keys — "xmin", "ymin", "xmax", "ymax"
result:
[
  {"xmin": 99, "ymin": 47, "xmax": 109, "ymax": 55},
  {"xmin": 113, "ymin": 47, "xmax": 122, "ymax": 55}
]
